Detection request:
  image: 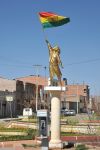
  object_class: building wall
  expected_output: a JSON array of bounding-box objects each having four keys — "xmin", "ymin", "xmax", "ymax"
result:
[
  {"xmin": 15, "ymin": 80, "xmax": 24, "ymax": 115},
  {"xmin": 16, "ymin": 76, "xmax": 48, "ymax": 111},
  {"xmin": 61, "ymin": 84, "xmax": 90, "ymax": 113},
  {"xmin": 66, "ymin": 84, "xmax": 89, "ymax": 97},
  {"xmin": 0, "ymin": 76, "xmax": 90, "ymax": 117},
  {"xmin": 0, "ymin": 77, "xmax": 16, "ymax": 118},
  {"xmin": 0, "ymin": 76, "xmax": 44, "ymax": 117},
  {"xmin": 17, "ymin": 76, "xmax": 90, "ymax": 113},
  {"xmin": 0, "ymin": 77, "xmax": 37, "ymax": 117},
  {"xmin": 0, "ymin": 77, "xmax": 16, "ymax": 91}
]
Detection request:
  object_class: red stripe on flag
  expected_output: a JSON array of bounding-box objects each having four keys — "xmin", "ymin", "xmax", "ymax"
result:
[{"xmin": 39, "ymin": 12, "xmax": 57, "ymax": 18}]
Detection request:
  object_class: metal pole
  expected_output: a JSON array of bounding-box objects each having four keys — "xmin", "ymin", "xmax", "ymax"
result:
[
  {"xmin": 6, "ymin": 95, "xmax": 13, "ymax": 119},
  {"xmin": 1, "ymin": 101, "xmax": 2, "ymax": 117},
  {"xmin": 41, "ymin": 137, "xmax": 48, "ymax": 150},
  {"xmin": 9, "ymin": 101, "xmax": 12, "ymax": 119},
  {"xmin": 44, "ymin": 66, "xmax": 47, "ymax": 86},
  {"xmin": 33, "ymin": 65, "xmax": 42, "ymax": 112},
  {"xmin": 77, "ymin": 84, "xmax": 79, "ymax": 114},
  {"xmin": 36, "ymin": 80, "xmax": 38, "ymax": 112},
  {"xmin": 44, "ymin": 66, "xmax": 47, "ymax": 109}
]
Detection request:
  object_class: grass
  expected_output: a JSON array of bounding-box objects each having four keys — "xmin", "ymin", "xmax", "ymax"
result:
[
  {"xmin": 0, "ymin": 128, "xmax": 36, "ymax": 141},
  {"xmin": 75, "ymin": 144, "xmax": 88, "ymax": 150},
  {"xmin": 61, "ymin": 131, "xmax": 96, "ymax": 136},
  {"xmin": 61, "ymin": 116, "xmax": 79, "ymax": 125},
  {"xmin": 22, "ymin": 143, "xmax": 40, "ymax": 148},
  {"xmin": 0, "ymin": 127, "xmax": 26, "ymax": 132}
]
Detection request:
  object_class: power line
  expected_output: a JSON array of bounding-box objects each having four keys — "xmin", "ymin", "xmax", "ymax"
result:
[
  {"xmin": 0, "ymin": 56, "xmax": 100, "ymax": 69},
  {"xmin": 66, "ymin": 58, "xmax": 100, "ymax": 66}
]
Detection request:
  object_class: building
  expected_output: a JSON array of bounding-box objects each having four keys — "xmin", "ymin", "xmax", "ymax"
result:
[
  {"xmin": 0, "ymin": 77, "xmax": 35, "ymax": 117},
  {"xmin": 0, "ymin": 75, "xmax": 90, "ymax": 117},
  {"xmin": 91, "ymin": 96, "xmax": 100, "ymax": 113},
  {"xmin": 61, "ymin": 84, "xmax": 90, "ymax": 113},
  {"xmin": 16, "ymin": 75, "xmax": 49, "ymax": 111},
  {"xmin": 17, "ymin": 75, "xmax": 90, "ymax": 113},
  {"xmin": 0, "ymin": 77, "xmax": 16, "ymax": 117}
]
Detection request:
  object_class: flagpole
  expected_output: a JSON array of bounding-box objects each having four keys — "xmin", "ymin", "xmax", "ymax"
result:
[
  {"xmin": 42, "ymin": 27, "xmax": 49, "ymax": 47},
  {"xmin": 38, "ymin": 13, "xmax": 47, "ymax": 40}
]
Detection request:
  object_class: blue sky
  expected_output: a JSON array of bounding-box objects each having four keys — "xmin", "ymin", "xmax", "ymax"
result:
[{"xmin": 0, "ymin": 0, "xmax": 100, "ymax": 95}]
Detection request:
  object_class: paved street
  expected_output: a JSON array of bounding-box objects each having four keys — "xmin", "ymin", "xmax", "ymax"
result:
[
  {"xmin": 0, "ymin": 137, "xmax": 100, "ymax": 150},
  {"xmin": 0, "ymin": 147, "xmax": 15, "ymax": 150},
  {"xmin": 0, "ymin": 140, "xmax": 41, "ymax": 150}
]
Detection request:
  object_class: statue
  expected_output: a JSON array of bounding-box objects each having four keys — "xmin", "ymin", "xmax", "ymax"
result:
[{"xmin": 46, "ymin": 40, "xmax": 63, "ymax": 86}]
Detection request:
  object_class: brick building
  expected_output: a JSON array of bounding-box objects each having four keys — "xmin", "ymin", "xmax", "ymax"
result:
[
  {"xmin": 61, "ymin": 84, "xmax": 89, "ymax": 113},
  {"xmin": 0, "ymin": 75, "xmax": 90, "ymax": 117},
  {"xmin": 16, "ymin": 75, "xmax": 49, "ymax": 111},
  {"xmin": 17, "ymin": 75, "xmax": 90, "ymax": 113}
]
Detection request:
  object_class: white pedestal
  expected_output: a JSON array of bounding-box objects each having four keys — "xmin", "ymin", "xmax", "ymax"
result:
[{"xmin": 44, "ymin": 86, "xmax": 66, "ymax": 149}]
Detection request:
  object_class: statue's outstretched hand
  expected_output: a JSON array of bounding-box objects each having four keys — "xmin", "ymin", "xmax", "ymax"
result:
[{"xmin": 45, "ymin": 39, "xmax": 49, "ymax": 44}]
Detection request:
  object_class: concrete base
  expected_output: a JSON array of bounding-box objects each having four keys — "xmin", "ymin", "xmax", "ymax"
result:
[
  {"xmin": 49, "ymin": 140, "xmax": 63, "ymax": 149},
  {"xmin": 44, "ymin": 86, "xmax": 66, "ymax": 150},
  {"xmin": 44, "ymin": 86, "xmax": 66, "ymax": 92}
]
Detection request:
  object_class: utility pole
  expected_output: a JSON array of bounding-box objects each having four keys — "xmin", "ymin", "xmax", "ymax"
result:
[
  {"xmin": 33, "ymin": 65, "xmax": 42, "ymax": 112},
  {"xmin": 44, "ymin": 66, "xmax": 47, "ymax": 86},
  {"xmin": 76, "ymin": 84, "xmax": 79, "ymax": 114}
]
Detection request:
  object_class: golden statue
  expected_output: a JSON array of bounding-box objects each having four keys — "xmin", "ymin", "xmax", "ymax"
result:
[{"xmin": 46, "ymin": 40, "xmax": 63, "ymax": 86}]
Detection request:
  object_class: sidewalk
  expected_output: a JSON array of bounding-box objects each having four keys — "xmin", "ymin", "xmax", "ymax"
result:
[
  {"xmin": 0, "ymin": 139, "xmax": 100, "ymax": 150},
  {"xmin": 0, "ymin": 140, "xmax": 75, "ymax": 150},
  {"xmin": 0, "ymin": 140, "xmax": 41, "ymax": 150}
]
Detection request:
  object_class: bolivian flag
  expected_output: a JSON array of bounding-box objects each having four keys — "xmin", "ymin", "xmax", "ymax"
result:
[{"xmin": 39, "ymin": 12, "xmax": 70, "ymax": 29}]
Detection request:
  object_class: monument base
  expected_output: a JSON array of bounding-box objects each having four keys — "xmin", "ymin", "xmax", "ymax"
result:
[
  {"xmin": 49, "ymin": 140, "xmax": 63, "ymax": 149},
  {"xmin": 44, "ymin": 86, "xmax": 66, "ymax": 92},
  {"xmin": 44, "ymin": 86, "xmax": 66, "ymax": 150}
]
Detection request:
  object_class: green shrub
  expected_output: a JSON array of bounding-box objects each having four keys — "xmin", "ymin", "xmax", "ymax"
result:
[
  {"xmin": 67, "ymin": 118, "xmax": 79, "ymax": 125},
  {"xmin": 75, "ymin": 144, "xmax": 88, "ymax": 150}
]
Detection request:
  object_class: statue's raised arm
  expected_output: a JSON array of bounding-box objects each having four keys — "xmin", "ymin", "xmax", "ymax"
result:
[
  {"xmin": 45, "ymin": 40, "xmax": 63, "ymax": 86},
  {"xmin": 46, "ymin": 40, "xmax": 53, "ymax": 54}
]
